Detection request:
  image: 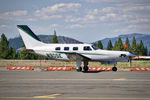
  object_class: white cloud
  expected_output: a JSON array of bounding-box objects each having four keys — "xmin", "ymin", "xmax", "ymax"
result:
[
  {"xmin": 114, "ymin": 24, "xmax": 150, "ymax": 33},
  {"xmin": 123, "ymin": 5, "xmax": 150, "ymax": 12},
  {"xmin": 0, "ymin": 10, "xmax": 28, "ymax": 20},
  {"xmin": 50, "ymin": 24, "xmax": 60, "ymax": 29},
  {"xmin": 87, "ymin": 9, "xmax": 99, "ymax": 15},
  {"xmin": 101, "ymin": 7, "xmax": 115, "ymax": 13},
  {"xmin": 65, "ymin": 8, "xmax": 99, "ymax": 24},
  {"xmin": 0, "ymin": 25, "xmax": 9, "ymax": 31},
  {"xmin": 130, "ymin": 18, "xmax": 150, "ymax": 24},
  {"xmin": 69, "ymin": 24, "xmax": 83, "ymax": 29},
  {"xmin": 42, "ymin": 15, "xmax": 62, "ymax": 20},
  {"xmin": 31, "ymin": 24, "xmax": 61, "ymax": 35},
  {"xmin": 65, "ymin": 2, "xmax": 150, "ymax": 34},
  {"xmin": 34, "ymin": 3, "xmax": 81, "ymax": 20},
  {"xmin": 0, "ymin": 25, "xmax": 7, "ymax": 28},
  {"xmin": 0, "ymin": 10, "xmax": 37, "ymax": 22},
  {"xmin": 4, "ymin": 10, "xmax": 27, "ymax": 16},
  {"xmin": 86, "ymin": 0, "xmax": 150, "ymax": 5}
]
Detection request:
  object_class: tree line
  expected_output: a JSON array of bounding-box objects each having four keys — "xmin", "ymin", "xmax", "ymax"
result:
[
  {"xmin": 0, "ymin": 32, "xmax": 150, "ymax": 60},
  {"xmin": 94, "ymin": 37, "xmax": 150, "ymax": 56}
]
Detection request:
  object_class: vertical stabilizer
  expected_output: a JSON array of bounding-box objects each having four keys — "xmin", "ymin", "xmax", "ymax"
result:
[{"xmin": 17, "ymin": 25, "xmax": 45, "ymax": 49}]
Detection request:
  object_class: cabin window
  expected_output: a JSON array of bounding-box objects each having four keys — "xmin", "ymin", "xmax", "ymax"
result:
[
  {"xmin": 83, "ymin": 46, "xmax": 92, "ymax": 51},
  {"xmin": 73, "ymin": 47, "xmax": 78, "ymax": 51},
  {"xmin": 64, "ymin": 47, "xmax": 69, "ymax": 51},
  {"xmin": 55, "ymin": 47, "xmax": 61, "ymax": 50}
]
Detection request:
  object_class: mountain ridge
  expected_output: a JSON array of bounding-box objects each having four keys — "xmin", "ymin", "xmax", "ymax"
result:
[{"xmin": 95, "ymin": 33, "xmax": 150, "ymax": 51}]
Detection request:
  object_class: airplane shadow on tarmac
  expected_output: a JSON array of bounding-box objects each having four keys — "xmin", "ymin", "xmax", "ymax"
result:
[{"xmin": 82, "ymin": 71, "xmax": 102, "ymax": 73}]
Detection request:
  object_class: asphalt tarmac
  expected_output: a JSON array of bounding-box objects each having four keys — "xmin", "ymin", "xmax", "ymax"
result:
[{"xmin": 0, "ymin": 69, "xmax": 150, "ymax": 100}]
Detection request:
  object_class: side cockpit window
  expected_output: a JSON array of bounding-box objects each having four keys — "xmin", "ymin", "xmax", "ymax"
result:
[
  {"xmin": 55, "ymin": 47, "xmax": 60, "ymax": 50},
  {"xmin": 92, "ymin": 45, "xmax": 98, "ymax": 50},
  {"xmin": 83, "ymin": 46, "xmax": 92, "ymax": 51}
]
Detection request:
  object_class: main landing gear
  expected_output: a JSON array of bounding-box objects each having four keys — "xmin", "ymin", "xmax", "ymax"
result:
[
  {"xmin": 83, "ymin": 61, "xmax": 89, "ymax": 72},
  {"xmin": 76, "ymin": 55, "xmax": 82, "ymax": 72},
  {"xmin": 112, "ymin": 64, "xmax": 117, "ymax": 72},
  {"xmin": 76, "ymin": 59, "xmax": 89, "ymax": 72}
]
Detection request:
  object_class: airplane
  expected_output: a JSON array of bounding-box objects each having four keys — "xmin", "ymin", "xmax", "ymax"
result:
[{"xmin": 17, "ymin": 25, "xmax": 136, "ymax": 72}]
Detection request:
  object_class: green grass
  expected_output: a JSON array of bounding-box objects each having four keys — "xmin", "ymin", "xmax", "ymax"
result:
[{"xmin": 0, "ymin": 60, "xmax": 150, "ymax": 71}]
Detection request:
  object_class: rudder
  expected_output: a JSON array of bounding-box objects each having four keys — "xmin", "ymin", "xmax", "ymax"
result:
[{"xmin": 17, "ymin": 25, "xmax": 45, "ymax": 49}]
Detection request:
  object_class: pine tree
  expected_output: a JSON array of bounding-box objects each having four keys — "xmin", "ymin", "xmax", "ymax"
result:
[
  {"xmin": 136, "ymin": 44, "xmax": 140, "ymax": 55},
  {"xmin": 149, "ymin": 51, "xmax": 150, "ymax": 56},
  {"xmin": 97, "ymin": 41, "xmax": 103, "ymax": 49},
  {"xmin": 131, "ymin": 36, "xmax": 137, "ymax": 54},
  {"xmin": 125, "ymin": 37, "xmax": 130, "ymax": 51},
  {"xmin": 94, "ymin": 42, "xmax": 98, "ymax": 47},
  {"xmin": 8, "ymin": 47, "xmax": 16, "ymax": 59},
  {"xmin": 139, "ymin": 40, "xmax": 145, "ymax": 56},
  {"xmin": 107, "ymin": 40, "xmax": 113, "ymax": 50},
  {"xmin": 51, "ymin": 30, "xmax": 58, "ymax": 43},
  {"xmin": 20, "ymin": 42, "xmax": 31, "ymax": 59},
  {"xmin": 112, "ymin": 40, "xmax": 118, "ymax": 50},
  {"xmin": 144, "ymin": 47, "xmax": 148, "ymax": 56},
  {"xmin": 0, "ymin": 34, "xmax": 9, "ymax": 59},
  {"xmin": 20, "ymin": 42, "xmax": 41, "ymax": 60},
  {"xmin": 16, "ymin": 52, "xmax": 20, "ymax": 59},
  {"xmin": 117, "ymin": 37, "xmax": 123, "ymax": 51}
]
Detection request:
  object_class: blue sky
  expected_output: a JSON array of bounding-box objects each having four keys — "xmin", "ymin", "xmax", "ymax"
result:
[{"xmin": 0, "ymin": 0, "xmax": 150, "ymax": 43}]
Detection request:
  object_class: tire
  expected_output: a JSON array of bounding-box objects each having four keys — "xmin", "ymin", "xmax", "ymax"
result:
[
  {"xmin": 112, "ymin": 67, "xmax": 117, "ymax": 72},
  {"xmin": 77, "ymin": 67, "xmax": 82, "ymax": 71},
  {"xmin": 83, "ymin": 66, "xmax": 89, "ymax": 72}
]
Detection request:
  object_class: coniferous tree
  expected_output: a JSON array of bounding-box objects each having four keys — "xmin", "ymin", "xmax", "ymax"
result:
[
  {"xmin": 94, "ymin": 42, "xmax": 98, "ymax": 47},
  {"xmin": 16, "ymin": 52, "xmax": 20, "ymax": 59},
  {"xmin": 107, "ymin": 40, "xmax": 113, "ymax": 50},
  {"xmin": 112, "ymin": 40, "xmax": 118, "ymax": 50},
  {"xmin": 8, "ymin": 47, "xmax": 16, "ymax": 59},
  {"xmin": 144, "ymin": 47, "xmax": 148, "ymax": 56},
  {"xmin": 0, "ymin": 34, "xmax": 9, "ymax": 59},
  {"xmin": 136, "ymin": 44, "xmax": 140, "ymax": 55},
  {"xmin": 117, "ymin": 37, "xmax": 123, "ymax": 51},
  {"xmin": 97, "ymin": 41, "xmax": 103, "ymax": 49},
  {"xmin": 51, "ymin": 30, "xmax": 58, "ymax": 43},
  {"xmin": 20, "ymin": 42, "xmax": 31, "ymax": 59},
  {"xmin": 20, "ymin": 42, "xmax": 41, "ymax": 60},
  {"xmin": 125, "ymin": 37, "xmax": 130, "ymax": 51},
  {"xmin": 149, "ymin": 51, "xmax": 150, "ymax": 56},
  {"xmin": 139, "ymin": 40, "xmax": 145, "ymax": 56},
  {"xmin": 131, "ymin": 36, "xmax": 137, "ymax": 54}
]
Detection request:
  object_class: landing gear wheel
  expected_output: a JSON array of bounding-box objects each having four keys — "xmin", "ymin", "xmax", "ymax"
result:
[
  {"xmin": 77, "ymin": 67, "xmax": 82, "ymax": 71},
  {"xmin": 83, "ymin": 66, "xmax": 89, "ymax": 72},
  {"xmin": 112, "ymin": 67, "xmax": 117, "ymax": 72}
]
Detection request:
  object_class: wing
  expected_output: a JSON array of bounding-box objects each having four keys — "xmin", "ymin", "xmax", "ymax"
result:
[{"xmin": 57, "ymin": 52, "xmax": 91, "ymax": 61}]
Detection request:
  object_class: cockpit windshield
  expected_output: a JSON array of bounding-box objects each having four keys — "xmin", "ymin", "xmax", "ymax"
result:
[{"xmin": 92, "ymin": 45, "xmax": 99, "ymax": 50}]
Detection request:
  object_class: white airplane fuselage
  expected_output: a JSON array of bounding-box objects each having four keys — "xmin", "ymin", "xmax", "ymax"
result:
[
  {"xmin": 31, "ymin": 43, "xmax": 131, "ymax": 62},
  {"xmin": 17, "ymin": 25, "xmax": 136, "ymax": 71}
]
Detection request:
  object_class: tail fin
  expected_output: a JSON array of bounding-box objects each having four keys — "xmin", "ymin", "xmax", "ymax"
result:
[{"xmin": 17, "ymin": 25, "xmax": 45, "ymax": 49}]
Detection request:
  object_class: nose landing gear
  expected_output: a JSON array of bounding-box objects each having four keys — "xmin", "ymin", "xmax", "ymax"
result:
[{"xmin": 112, "ymin": 64, "xmax": 117, "ymax": 71}]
